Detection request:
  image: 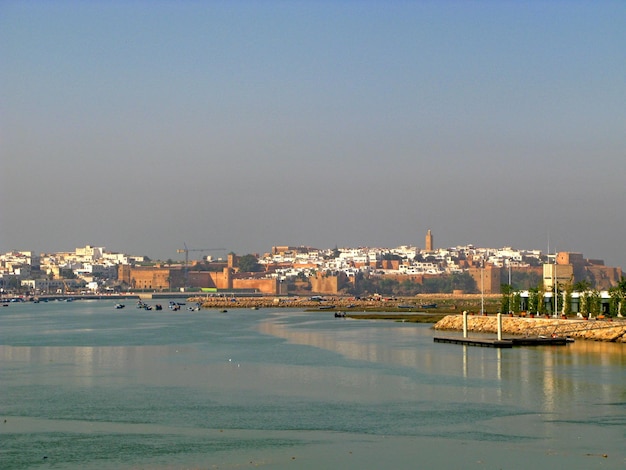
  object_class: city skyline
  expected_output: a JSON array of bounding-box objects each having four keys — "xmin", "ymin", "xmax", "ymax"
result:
[
  {"xmin": 2, "ymin": 236, "xmax": 623, "ymax": 272},
  {"xmin": 1, "ymin": 2, "xmax": 624, "ymax": 268}
]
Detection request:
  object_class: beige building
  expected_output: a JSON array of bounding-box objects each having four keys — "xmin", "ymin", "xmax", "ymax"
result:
[{"xmin": 543, "ymin": 263, "xmax": 574, "ymax": 291}]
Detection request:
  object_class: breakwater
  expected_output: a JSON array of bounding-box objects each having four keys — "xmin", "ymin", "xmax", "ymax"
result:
[
  {"xmin": 188, "ymin": 293, "xmax": 504, "ymax": 312},
  {"xmin": 434, "ymin": 314, "xmax": 626, "ymax": 343},
  {"xmin": 189, "ymin": 296, "xmax": 415, "ymax": 310}
]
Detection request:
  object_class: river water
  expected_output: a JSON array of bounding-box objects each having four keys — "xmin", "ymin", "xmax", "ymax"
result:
[{"xmin": 1, "ymin": 299, "xmax": 624, "ymax": 469}]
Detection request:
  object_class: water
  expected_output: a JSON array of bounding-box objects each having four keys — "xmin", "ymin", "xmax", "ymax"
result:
[{"xmin": 1, "ymin": 299, "xmax": 625, "ymax": 469}]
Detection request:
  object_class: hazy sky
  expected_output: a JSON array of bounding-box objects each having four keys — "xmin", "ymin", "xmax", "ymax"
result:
[{"xmin": 1, "ymin": 1, "xmax": 625, "ymax": 267}]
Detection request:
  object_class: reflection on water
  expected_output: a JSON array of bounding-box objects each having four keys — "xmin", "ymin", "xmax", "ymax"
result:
[
  {"xmin": 259, "ymin": 312, "xmax": 626, "ymax": 416},
  {"xmin": 1, "ymin": 303, "xmax": 625, "ymax": 469}
]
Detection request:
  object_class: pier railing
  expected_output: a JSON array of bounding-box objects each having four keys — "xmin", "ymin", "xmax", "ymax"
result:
[{"xmin": 522, "ymin": 318, "xmax": 626, "ymax": 339}]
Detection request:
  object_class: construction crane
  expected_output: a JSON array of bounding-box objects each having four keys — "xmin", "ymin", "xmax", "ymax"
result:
[{"xmin": 176, "ymin": 243, "xmax": 226, "ymax": 290}]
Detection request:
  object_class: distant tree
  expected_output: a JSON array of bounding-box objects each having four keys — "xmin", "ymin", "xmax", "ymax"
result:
[
  {"xmin": 451, "ymin": 272, "xmax": 477, "ymax": 293},
  {"xmin": 608, "ymin": 287, "xmax": 621, "ymax": 317},
  {"xmin": 528, "ymin": 287, "xmax": 540, "ymax": 314},
  {"xmin": 580, "ymin": 292, "xmax": 589, "ymax": 316},
  {"xmin": 563, "ymin": 286, "xmax": 572, "ymax": 316},
  {"xmin": 422, "ymin": 277, "xmax": 448, "ymax": 293},
  {"xmin": 378, "ymin": 278, "xmax": 399, "ymax": 295},
  {"xmin": 538, "ymin": 286, "xmax": 547, "ymax": 315},
  {"xmin": 5, "ymin": 277, "xmax": 20, "ymax": 291},
  {"xmin": 237, "ymin": 254, "xmax": 262, "ymax": 273},
  {"xmin": 618, "ymin": 277, "xmax": 626, "ymax": 317},
  {"xmin": 588, "ymin": 290, "xmax": 602, "ymax": 316},
  {"xmin": 512, "ymin": 291, "xmax": 522, "ymax": 313},
  {"xmin": 500, "ymin": 284, "xmax": 512, "ymax": 313},
  {"xmin": 573, "ymin": 280, "xmax": 591, "ymax": 293}
]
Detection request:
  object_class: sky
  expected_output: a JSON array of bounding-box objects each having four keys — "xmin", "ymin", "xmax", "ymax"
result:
[{"xmin": 1, "ymin": 1, "xmax": 625, "ymax": 267}]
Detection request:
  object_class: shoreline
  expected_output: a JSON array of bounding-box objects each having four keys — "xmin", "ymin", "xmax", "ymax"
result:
[
  {"xmin": 433, "ymin": 314, "xmax": 626, "ymax": 343},
  {"xmin": 189, "ymin": 293, "xmax": 504, "ymax": 313}
]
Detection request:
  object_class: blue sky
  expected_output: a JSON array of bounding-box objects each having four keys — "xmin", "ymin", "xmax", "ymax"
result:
[{"xmin": 1, "ymin": 1, "xmax": 625, "ymax": 267}]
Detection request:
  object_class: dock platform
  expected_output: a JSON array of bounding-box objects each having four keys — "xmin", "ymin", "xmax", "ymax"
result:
[
  {"xmin": 434, "ymin": 335, "xmax": 570, "ymax": 348},
  {"xmin": 434, "ymin": 336, "xmax": 513, "ymax": 348},
  {"xmin": 510, "ymin": 336, "xmax": 569, "ymax": 346}
]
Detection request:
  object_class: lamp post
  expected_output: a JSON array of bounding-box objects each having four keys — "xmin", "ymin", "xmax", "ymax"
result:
[
  {"xmin": 508, "ymin": 257, "xmax": 512, "ymax": 314},
  {"xmin": 554, "ymin": 254, "xmax": 558, "ymax": 318},
  {"xmin": 481, "ymin": 258, "xmax": 485, "ymax": 315}
]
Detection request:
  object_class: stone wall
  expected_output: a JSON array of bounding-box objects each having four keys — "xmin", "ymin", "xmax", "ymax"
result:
[{"xmin": 434, "ymin": 314, "xmax": 626, "ymax": 343}]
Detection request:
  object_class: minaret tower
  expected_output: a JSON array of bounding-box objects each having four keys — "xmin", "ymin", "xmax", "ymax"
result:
[{"xmin": 425, "ymin": 229, "xmax": 433, "ymax": 252}]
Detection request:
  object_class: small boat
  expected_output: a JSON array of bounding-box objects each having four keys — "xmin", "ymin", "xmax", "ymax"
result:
[
  {"xmin": 115, "ymin": 303, "xmax": 125, "ymax": 309},
  {"xmin": 154, "ymin": 304, "xmax": 162, "ymax": 311},
  {"xmin": 420, "ymin": 303, "xmax": 437, "ymax": 309}
]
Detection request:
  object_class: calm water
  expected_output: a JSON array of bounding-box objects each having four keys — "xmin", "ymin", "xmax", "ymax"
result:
[{"xmin": 1, "ymin": 299, "xmax": 625, "ymax": 469}]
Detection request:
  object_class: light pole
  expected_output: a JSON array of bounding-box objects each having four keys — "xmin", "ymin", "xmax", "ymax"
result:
[
  {"xmin": 481, "ymin": 258, "xmax": 485, "ymax": 315},
  {"xmin": 554, "ymin": 254, "xmax": 558, "ymax": 317},
  {"xmin": 508, "ymin": 257, "xmax": 512, "ymax": 314}
]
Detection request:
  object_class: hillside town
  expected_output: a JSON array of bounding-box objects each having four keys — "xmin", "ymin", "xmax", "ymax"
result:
[{"xmin": 0, "ymin": 231, "xmax": 622, "ymax": 301}]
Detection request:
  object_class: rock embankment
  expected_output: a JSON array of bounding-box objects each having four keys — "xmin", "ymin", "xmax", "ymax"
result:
[
  {"xmin": 433, "ymin": 315, "xmax": 626, "ymax": 343},
  {"xmin": 188, "ymin": 296, "xmax": 389, "ymax": 310}
]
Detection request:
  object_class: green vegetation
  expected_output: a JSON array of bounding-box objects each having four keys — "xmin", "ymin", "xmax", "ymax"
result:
[
  {"xmin": 237, "ymin": 254, "xmax": 262, "ymax": 273},
  {"xmin": 350, "ymin": 272, "xmax": 477, "ymax": 297},
  {"xmin": 497, "ymin": 276, "xmax": 626, "ymax": 318}
]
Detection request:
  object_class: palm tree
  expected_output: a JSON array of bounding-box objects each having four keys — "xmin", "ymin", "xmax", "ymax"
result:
[
  {"xmin": 608, "ymin": 286, "xmax": 621, "ymax": 317},
  {"xmin": 528, "ymin": 287, "xmax": 540, "ymax": 315},
  {"xmin": 614, "ymin": 276, "xmax": 626, "ymax": 317},
  {"xmin": 588, "ymin": 290, "xmax": 601, "ymax": 317},
  {"xmin": 573, "ymin": 280, "xmax": 592, "ymax": 293},
  {"xmin": 563, "ymin": 283, "xmax": 572, "ymax": 317}
]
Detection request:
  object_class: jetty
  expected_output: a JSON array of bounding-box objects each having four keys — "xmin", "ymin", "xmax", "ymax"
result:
[
  {"xmin": 434, "ymin": 336, "xmax": 513, "ymax": 348},
  {"xmin": 433, "ymin": 334, "xmax": 569, "ymax": 348},
  {"xmin": 433, "ymin": 311, "xmax": 574, "ymax": 348},
  {"xmin": 433, "ymin": 313, "xmax": 626, "ymax": 344}
]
